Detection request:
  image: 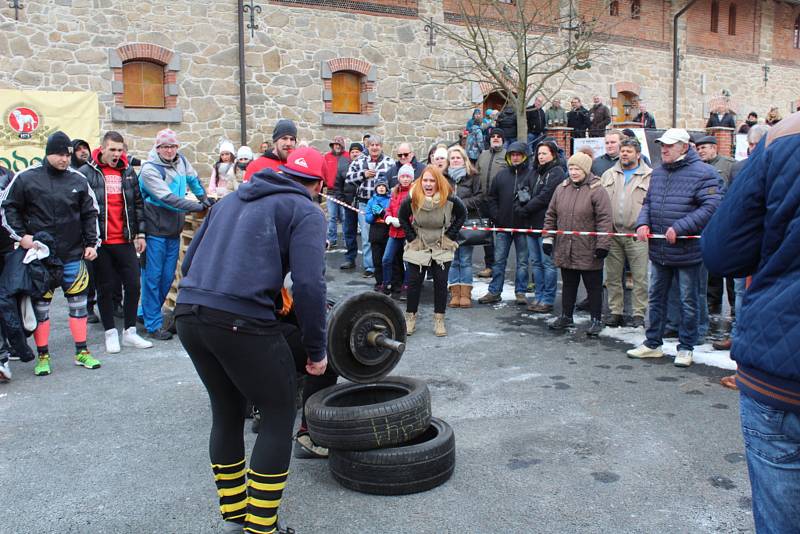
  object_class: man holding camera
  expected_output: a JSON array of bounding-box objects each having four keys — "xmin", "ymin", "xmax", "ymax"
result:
[{"xmin": 479, "ymin": 141, "xmax": 533, "ymax": 305}]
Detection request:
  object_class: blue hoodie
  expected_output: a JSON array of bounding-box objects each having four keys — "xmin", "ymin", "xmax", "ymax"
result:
[{"xmin": 177, "ymin": 169, "xmax": 327, "ymax": 362}]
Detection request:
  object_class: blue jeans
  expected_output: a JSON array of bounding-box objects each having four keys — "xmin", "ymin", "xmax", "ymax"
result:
[
  {"xmin": 739, "ymin": 392, "xmax": 800, "ymax": 534},
  {"xmin": 326, "ymin": 200, "xmax": 344, "ymax": 244},
  {"xmin": 731, "ymin": 277, "xmax": 746, "ymax": 337},
  {"xmin": 448, "ymin": 244, "xmax": 474, "ymax": 285},
  {"xmin": 342, "ymin": 206, "xmax": 359, "ymax": 263},
  {"xmin": 382, "ymin": 237, "xmax": 407, "ymax": 287},
  {"xmin": 666, "ymin": 264, "xmax": 709, "ymax": 339},
  {"xmin": 645, "ymin": 262, "xmax": 701, "ymax": 351},
  {"xmin": 139, "ymin": 236, "xmax": 180, "ymax": 333},
  {"xmin": 488, "ymin": 232, "xmax": 528, "ymax": 295},
  {"xmin": 357, "ymin": 202, "xmax": 373, "ymax": 272},
  {"xmin": 527, "ymin": 235, "xmax": 558, "ymax": 305}
]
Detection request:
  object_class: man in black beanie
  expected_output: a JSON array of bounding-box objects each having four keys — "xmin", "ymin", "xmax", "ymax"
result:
[
  {"xmin": 243, "ymin": 119, "xmax": 298, "ymax": 182},
  {"xmin": 0, "ymin": 130, "xmax": 101, "ymax": 377}
]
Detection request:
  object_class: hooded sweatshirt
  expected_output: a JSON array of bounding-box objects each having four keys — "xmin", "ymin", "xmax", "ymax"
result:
[{"xmin": 177, "ymin": 169, "xmax": 327, "ymax": 362}]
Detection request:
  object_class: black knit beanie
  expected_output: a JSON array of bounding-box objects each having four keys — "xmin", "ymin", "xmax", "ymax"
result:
[
  {"xmin": 272, "ymin": 120, "xmax": 298, "ymax": 141},
  {"xmin": 46, "ymin": 131, "xmax": 72, "ymax": 155}
]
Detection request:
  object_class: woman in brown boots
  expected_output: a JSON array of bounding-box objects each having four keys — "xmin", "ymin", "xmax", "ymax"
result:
[
  {"xmin": 445, "ymin": 146, "xmax": 483, "ymax": 309},
  {"xmin": 398, "ymin": 166, "xmax": 467, "ymax": 336}
]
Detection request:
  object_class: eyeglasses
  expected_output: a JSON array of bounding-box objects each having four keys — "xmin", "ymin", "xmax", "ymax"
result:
[
  {"xmin": 396, "ymin": 153, "xmax": 410, "ymax": 158},
  {"xmin": 159, "ymin": 145, "xmax": 178, "ymax": 149},
  {"xmin": 490, "ymin": 134, "xmax": 503, "ymax": 139}
]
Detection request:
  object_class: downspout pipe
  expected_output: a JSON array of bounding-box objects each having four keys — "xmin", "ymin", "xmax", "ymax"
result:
[
  {"xmin": 237, "ymin": 0, "xmax": 247, "ymax": 146},
  {"xmin": 672, "ymin": 0, "xmax": 699, "ymax": 127}
]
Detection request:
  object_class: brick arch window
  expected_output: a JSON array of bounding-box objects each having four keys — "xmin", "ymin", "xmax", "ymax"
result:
[
  {"xmin": 728, "ymin": 3, "xmax": 737, "ymax": 36},
  {"xmin": 109, "ymin": 43, "xmax": 183, "ymax": 123},
  {"xmin": 631, "ymin": 0, "xmax": 641, "ymax": 20},
  {"xmin": 793, "ymin": 14, "xmax": 799, "ymax": 48},
  {"xmin": 710, "ymin": 0, "xmax": 719, "ymax": 33},
  {"xmin": 609, "ymin": 0, "xmax": 619, "ymax": 16},
  {"xmin": 321, "ymin": 58, "xmax": 378, "ymax": 127}
]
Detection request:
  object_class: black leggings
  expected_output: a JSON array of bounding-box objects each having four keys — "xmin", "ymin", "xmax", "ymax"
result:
[
  {"xmin": 94, "ymin": 243, "xmax": 140, "ymax": 330},
  {"xmin": 176, "ymin": 314, "xmax": 296, "ymax": 528},
  {"xmin": 406, "ymin": 261, "xmax": 451, "ymax": 314},
  {"xmin": 561, "ymin": 268, "xmax": 603, "ymax": 320}
]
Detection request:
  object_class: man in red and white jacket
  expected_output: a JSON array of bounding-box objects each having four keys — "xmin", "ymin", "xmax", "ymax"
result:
[{"xmin": 322, "ymin": 135, "xmax": 349, "ymax": 248}]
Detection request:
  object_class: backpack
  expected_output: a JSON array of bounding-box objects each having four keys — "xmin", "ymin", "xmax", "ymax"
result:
[
  {"xmin": 466, "ymin": 126, "xmax": 484, "ymax": 161},
  {"xmin": 140, "ymin": 154, "xmax": 188, "ymax": 203}
]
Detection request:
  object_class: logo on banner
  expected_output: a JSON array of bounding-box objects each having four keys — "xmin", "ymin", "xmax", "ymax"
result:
[{"xmin": 7, "ymin": 106, "xmax": 41, "ymax": 139}]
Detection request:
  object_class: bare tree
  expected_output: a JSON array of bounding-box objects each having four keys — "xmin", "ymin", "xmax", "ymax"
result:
[{"xmin": 421, "ymin": 0, "xmax": 611, "ymax": 141}]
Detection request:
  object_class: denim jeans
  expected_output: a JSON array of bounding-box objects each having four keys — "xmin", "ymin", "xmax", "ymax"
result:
[
  {"xmin": 488, "ymin": 232, "xmax": 528, "ymax": 295},
  {"xmin": 666, "ymin": 264, "xmax": 709, "ymax": 339},
  {"xmin": 448, "ymin": 244, "xmax": 474, "ymax": 285},
  {"xmin": 526, "ymin": 235, "xmax": 557, "ymax": 305},
  {"xmin": 357, "ymin": 202, "xmax": 373, "ymax": 272},
  {"xmin": 739, "ymin": 392, "xmax": 800, "ymax": 534},
  {"xmin": 381, "ymin": 237, "xmax": 407, "ymax": 287},
  {"xmin": 731, "ymin": 277, "xmax": 746, "ymax": 337},
  {"xmin": 342, "ymin": 206, "xmax": 359, "ymax": 263},
  {"xmin": 645, "ymin": 262, "xmax": 701, "ymax": 351},
  {"xmin": 326, "ymin": 200, "xmax": 344, "ymax": 244}
]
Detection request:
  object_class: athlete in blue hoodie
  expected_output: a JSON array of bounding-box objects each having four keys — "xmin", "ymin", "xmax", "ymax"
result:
[{"xmin": 175, "ymin": 147, "xmax": 327, "ymax": 534}]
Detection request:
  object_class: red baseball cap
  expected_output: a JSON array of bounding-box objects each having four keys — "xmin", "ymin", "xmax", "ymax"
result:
[{"xmin": 278, "ymin": 147, "xmax": 324, "ymax": 181}]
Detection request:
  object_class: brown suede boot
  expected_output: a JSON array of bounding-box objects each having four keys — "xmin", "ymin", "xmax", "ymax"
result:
[
  {"xmin": 433, "ymin": 313, "xmax": 447, "ymax": 337},
  {"xmin": 448, "ymin": 285, "xmax": 461, "ymax": 308},
  {"xmin": 459, "ymin": 285, "xmax": 472, "ymax": 308},
  {"xmin": 405, "ymin": 312, "xmax": 416, "ymax": 335}
]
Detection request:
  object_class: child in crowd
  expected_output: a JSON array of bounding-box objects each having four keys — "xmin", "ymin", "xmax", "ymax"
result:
[
  {"xmin": 365, "ymin": 177, "xmax": 391, "ymax": 291},
  {"xmin": 383, "ymin": 164, "xmax": 414, "ymax": 299},
  {"xmin": 208, "ymin": 141, "xmax": 237, "ymax": 197}
]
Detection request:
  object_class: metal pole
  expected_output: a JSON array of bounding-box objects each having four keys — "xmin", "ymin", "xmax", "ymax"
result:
[
  {"xmin": 672, "ymin": 0, "xmax": 699, "ymax": 127},
  {"xmin": 237, "ymin": 0, "xmax": 247, "ymax": 146}
]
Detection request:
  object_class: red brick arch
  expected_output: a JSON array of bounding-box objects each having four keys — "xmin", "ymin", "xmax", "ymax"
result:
[
  {"xmin": 117, "ymin": 43, "xmax": 174, "ymax": 66},
  {"xmin": 327, "ymin": 58, "xmax": 372, "ymax": 76},
  {"xmin": 614, "ymin": 81, "xmax": 641, "ymax": 96}
]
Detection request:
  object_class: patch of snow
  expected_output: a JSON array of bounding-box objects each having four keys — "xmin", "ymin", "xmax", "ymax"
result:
[{"xmin": 503, "ymin": 372, "xmax": 542, "ymax": 382}]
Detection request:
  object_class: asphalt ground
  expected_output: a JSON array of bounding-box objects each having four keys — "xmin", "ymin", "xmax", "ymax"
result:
[{"xmin": 0, "ymin": 248, "xmax": 753, "ymax": 533}]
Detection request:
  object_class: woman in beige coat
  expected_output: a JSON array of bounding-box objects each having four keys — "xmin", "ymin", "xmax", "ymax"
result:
[
  {"xmin": 398, "ymin": 166, "xmax": 467, "ymax": 337},
  {"xmin": 542, "ymin": 152, "xmax": 613, "ymax": 336}
]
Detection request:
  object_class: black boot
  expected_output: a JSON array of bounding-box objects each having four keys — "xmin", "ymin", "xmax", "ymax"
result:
[
  {"xmin": 586, "ymin": 319, "xmax": 603, "ymax": 337},
  {"xmin": 604, "ymin": 314, "xmax": 624, "ymax": 327},
  {"xmin": 549, "ymin": 316, "xmax": 575, "ymax": 330}
]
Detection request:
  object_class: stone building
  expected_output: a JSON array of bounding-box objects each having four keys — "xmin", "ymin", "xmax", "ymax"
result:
[{"xmin": 1, "ymin": 0, "xmax": 799, "ymax": 177}]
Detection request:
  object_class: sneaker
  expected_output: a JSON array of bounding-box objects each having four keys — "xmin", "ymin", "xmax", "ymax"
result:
[
  {"xmin": 477, "ymin": 267, "xmax": 492, "ymax": 278},
  {"xmin": 712, "ymin": 338, "xmax": 732, "ymax": 351},
  {"xmin": 630, "ymin": 315, "xmax": 645, "ymax": 328},
  {"xmin": 75, "ymin": 350, "xmax": 101, "ymax": 369},
  {"xmin": 34, "ymin": 354, "xmax": 51, "ymax": 376},
  {"xmin": 586, "ymin": 319, "xmax": 603, "ymax": 337},
  {"xmin": 105, "ymin": 328, "xmax": 121, "ymax": 354},
  {"xmin": 221, "ymin": 520, "xmax": 244, "ymax": 533},
  {"xmin": 515, "ymin": 293, "xmax": 528, "ymax": 305},
  {"xmin": 527, "ymin": 302, "xmax": 553, "ymax": 313},
  {"xmin": 604, "ymin": 314, "xmax": 624, "ymax": 327},
  {"xmin": 362, "ymin": 270, "xmax": 374, "ymax": 278},
  {"xmin": 674, "ymin": 350, "xmax": 693, "ymax": 367},
  {"xmin": 147, "ymin": 328, "xmax": 173, "ymax": 341},
  {"xmin": 626, "ymin": 344, "xmax": 664, "ymax": 359},
  {"xmin": 123, "ymin": 327, "xmax": 154, "ymax": 349},
  {"xmin": 0, "ymin": 360, "xmax": 11, "ymax": 382},
  {"xmin": 549, "ymin": 316, "xmax": 575, "ymax": 330},
  {"xmin": 294, "ymin": 430, "xmax": 329, "ymax": 459},
  {"xmin": 86, "ymin": 310, "xmax": 100, "ymax": 324},
  {"xmin": 339, "ymin": 261, "xmax": 356, "ymax": 270},
  {"xmin": 478, "ymin": 292, "xmax": 502, "ymax": 304},
  {"xmin": 374, "ymin": 283, "xmax": 385, "ymax": 293}
]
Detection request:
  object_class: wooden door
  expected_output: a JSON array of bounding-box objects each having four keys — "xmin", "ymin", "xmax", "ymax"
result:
[{"xmin": 332, "ymin": 72, "xmax": 361, "ymax": 114}]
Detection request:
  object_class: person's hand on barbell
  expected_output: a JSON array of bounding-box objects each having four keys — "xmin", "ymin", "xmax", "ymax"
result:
[{"xmin": 306, "ymin": 356, "xmax": 327, "ymax": 376}]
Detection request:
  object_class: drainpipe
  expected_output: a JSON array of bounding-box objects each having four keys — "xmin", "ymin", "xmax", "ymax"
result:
[
  {"xmin": 237, "ymin": 0, "xmax": 248, "ymax": 145},
  {"xmin": 672, "ymin": 0, "xmax": 699, "ymax": 127}
]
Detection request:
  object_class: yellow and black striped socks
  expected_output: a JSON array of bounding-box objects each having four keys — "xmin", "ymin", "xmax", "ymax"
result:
[
  {"xmin": 243, "ymin": 468, "xmax": 288, "ymax": 534},
  {"xmin": 212, "ymin": 459, "xmax": 247, "ymax": 524}
]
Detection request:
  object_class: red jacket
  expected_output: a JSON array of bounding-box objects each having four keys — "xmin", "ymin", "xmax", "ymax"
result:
[
  {"xmin": 386, "ymin": 184, "xmax": 411, "ymax": 239},
  {"xmin": 243, "ymin": 151, "xmax": 282, "ymax": 182},
  {"xmin": 322, "ymin": 152, "xmax": 348, "ymax": 190}
]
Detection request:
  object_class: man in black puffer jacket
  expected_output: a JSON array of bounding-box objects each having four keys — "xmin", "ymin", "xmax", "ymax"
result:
[
  {"xmin": 480, "ymin": 141, "xmax": 534, "ymax": 305},
  {"xmin": 495, "ymin": 105, "xmax": 519, "ymax": 146},
  {"xmin": 79, "ymin": 131, "xmax": 153, "ymax": 354},
  {"xmin": 335, "ymin": 143, "xmax": 363, "ymax": 270}
]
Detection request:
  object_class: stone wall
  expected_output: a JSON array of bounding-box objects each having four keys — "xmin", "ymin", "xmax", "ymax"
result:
[{"xmin": 1, "ymin": 0, "xmax": 798, "ymax": 181}]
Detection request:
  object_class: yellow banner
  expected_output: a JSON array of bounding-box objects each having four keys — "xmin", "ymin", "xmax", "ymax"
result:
[{"xmin": 0, "ymin": 89, "xmax": 99, "ymax": 173}]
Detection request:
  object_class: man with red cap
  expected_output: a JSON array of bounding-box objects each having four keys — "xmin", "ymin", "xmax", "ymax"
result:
[{"xmin": 175, "ymin": 147, "xmax": 328, "ymax": 534}]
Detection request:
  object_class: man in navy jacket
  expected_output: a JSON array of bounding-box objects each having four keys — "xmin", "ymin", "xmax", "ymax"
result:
[
  {"xmin": 626, "ymin": 128, "xmax": 721, "ymax": 367},
  {"xmin": 702, "ymin": 112, "xmax": 800, "ymax": 534}
]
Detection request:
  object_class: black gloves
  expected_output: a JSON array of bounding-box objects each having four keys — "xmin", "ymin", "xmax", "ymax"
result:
[
  {"xmin": 202, "ymin": 197, "xmax": 216, "ymax": 208},
  {"xmin": 542, "ymin": 243, "xmax": 553, "ymax": 256},
  {"xmin": 594, "ymin": 248, "xmax": 609, "ymax": 259}
]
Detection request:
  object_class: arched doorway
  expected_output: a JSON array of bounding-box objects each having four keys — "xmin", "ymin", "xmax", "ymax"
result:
[{"xmin": 483, "ymin": 90, "xmax": 508, "ymax": 113}]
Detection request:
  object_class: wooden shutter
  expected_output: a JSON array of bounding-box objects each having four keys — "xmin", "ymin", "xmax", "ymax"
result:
[
  {"xmin": 331, "ymin": 71, "xmax": 361, "ymax": 114},
  {"xmin": 123, "ymin": 61, "xmax": 166, "ymax": 109}
]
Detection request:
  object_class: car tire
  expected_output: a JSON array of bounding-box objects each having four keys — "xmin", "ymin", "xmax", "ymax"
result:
[
  {"xmin": 305, "ymin": 376, "xmax": 431, "ymax": 451},
  {"xmin": 328, "ymin": 417, "xmax": 456, "ymax": 495}
]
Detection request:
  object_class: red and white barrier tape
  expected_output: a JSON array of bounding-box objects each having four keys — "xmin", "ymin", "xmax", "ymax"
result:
[{"xmin": 320, "ymin": 193, "xmax": 701, "ymax": 240}]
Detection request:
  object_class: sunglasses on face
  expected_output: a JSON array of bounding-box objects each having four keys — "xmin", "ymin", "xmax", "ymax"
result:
[{"xmin": 396, "ymin": 153, "xmax": 410, "ymax": 158}]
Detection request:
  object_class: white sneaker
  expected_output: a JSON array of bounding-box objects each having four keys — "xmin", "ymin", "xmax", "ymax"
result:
[
  {"xmin": 105, "ymin": 329, "xmax": 121, "ymax": 354},
  {"xmin": 0, "ymin": 359, "xmax": 11, "ymax": 382},
  {"xmin": 626, "ymin": 344, "xmax": 664, "ymax": 359},
  {"xmin": 674, "ymin": 350, "xmax": 693, "ymax": 367},
  {"xmin": 122, "ymin": 327, "xmax": 153, "ymax": 349}
]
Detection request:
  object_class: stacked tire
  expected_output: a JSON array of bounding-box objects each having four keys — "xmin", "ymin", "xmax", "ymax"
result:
[{"xmin": 305, "ymin": 376, "xmax": 456, "ymax": 495}]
